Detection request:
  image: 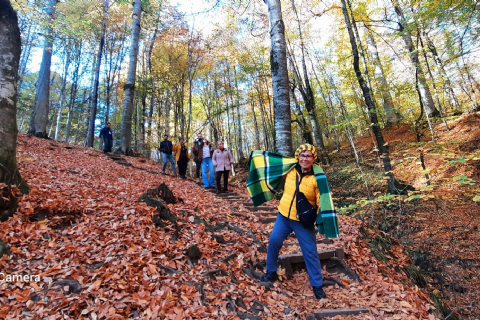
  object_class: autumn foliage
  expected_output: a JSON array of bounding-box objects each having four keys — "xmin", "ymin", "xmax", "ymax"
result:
[{"xmin": 0, "ymin": 134, "xmax": 437, "ymax": 319}]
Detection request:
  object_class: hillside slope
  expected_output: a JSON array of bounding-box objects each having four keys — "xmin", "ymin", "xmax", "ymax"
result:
[{"xmin": 0, "ymin": 134, "xmax": 437, "ymax": 319}]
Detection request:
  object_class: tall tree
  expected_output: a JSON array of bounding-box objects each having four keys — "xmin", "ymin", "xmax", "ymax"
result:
[
  {"xmin": 120, "ymin": 0, "xmax": 142, "ymax": 155},
  {"xmin": 87, "ymin": 0, "xmax": 109, "ymax": 147},
  {"xmin": 0, "ymin": 0, "xmax": 29, "ymax": 199},
  {"xmin": 264, "ymin": 0, "xmax": 292, "ymax": 156},
  {"xmin": 365, "ymin": 27, "xmax": 402, "ymax": 125},
  {"xmin": 29, "ymin": 0, "xmax": 59, "ymax": 138},
  {"xmin": 341, "ymin": 0, "xmax": 397, "ymax": 193},
  {"xmin": 391, "ymin": 0, "xmax": 439, "ymax": 118}
]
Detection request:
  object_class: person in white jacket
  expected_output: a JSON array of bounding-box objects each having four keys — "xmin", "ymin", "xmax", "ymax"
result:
[{"xmin": 212, "ymin": 141, "xmax": 234, "ymax": 194}]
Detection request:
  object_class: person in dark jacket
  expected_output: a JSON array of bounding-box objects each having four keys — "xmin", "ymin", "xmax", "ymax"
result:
[
  {"xmin": 192, "ymin": 133, "xmax": 204, "ymax": 181},
  {"xmin": 99, "ymin": 122, "xmax": 113, "ymax": 154},
  {"xmin": 159, "ymin": 134, "xmax": 176, "ymax": 175},
  {"xmin": 212, "ymin": 141, "xmax": 233, "ymax": 194},
  {"xmin": 172, "ymin": 137, "xmax": 190, "ymax": 179}
]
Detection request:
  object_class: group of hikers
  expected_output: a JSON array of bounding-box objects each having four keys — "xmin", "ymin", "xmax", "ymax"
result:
[
  {"xmin": 99, "ymin": 123, "xmax": 339, "ymax": 300},
  {"xmin": 158, "ymin": 133, "xmax": 234, "ymax": 194}
]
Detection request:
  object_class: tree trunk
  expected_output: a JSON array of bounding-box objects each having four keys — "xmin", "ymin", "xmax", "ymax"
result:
[
  {"xmin": 55, "ymin": 46, "xmax": 71, "ymax": 140},
  {"xmin": 65, "ymin": 41, "xmax": 82, "ymax": 143},
  {"xmin": 250, "ymin": 95, "xmax": 261, "ymax": 150},
  {"xmin": 29, "ymin": 0, "xmax": 58, "ymax": 138},
  {"xmin": 120, "ymin": 0, "xmax": 142, "ymax": 155},
  {"xmin": 264, "ymin": 0, "xmax": 292, "ymax": 156},
  {"xmin": 391, "ymin": 0, "xmax": 439, "ymax": 118},
  {"xmin": 424, "ymin": 32, "xmax": 460, "ymax": 111},
  {"xmin": 365, "ymin": 29, "xmax": 402, "ymax": 124},
  {"xmin": 233, "ymin": 67, "xmax": 245, "ymax": 159},
  {"xmin": 0, "ymin": 0, "xmax": 29, "ymax": 195},
  {"xmin": 87, "ymin": 0, "xmax": 109, "ymax": 148},
  {"xmin": 341, "ymin": 0, "xmax": 397, "ymax": 193}
]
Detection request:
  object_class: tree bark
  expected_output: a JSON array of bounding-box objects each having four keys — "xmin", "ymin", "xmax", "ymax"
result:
[
  {"xmin": 341, "ymin": 0, "xmax": 397, "ymax": 193},
  {"xmin": 264, "ymin": 0, "xmax": 292, "ymax": 156},
  {"xmin": 29, "ymin": 0, "xmax": 58, "ymax": 138},
  {"xmin": 65, "ymin": 41, "xmax": 82, "ymax": 143},
  {"xmin": 365, "ymin": 28, "xmax": 402, "ymax": 124},
  {"xmin": 391, "ymin": 0, "xmax": 439, "ymax": 118},
  {"xmin": 87, "ymin": 0, "xmax": 109, "ymax": 148},
  {"xmin": 120, "ymin": 0, "xmax": 142, "ymax": 155},
  {"xmin": 0, "ymin": 0, "xmax": 29, "ymax": 194},
  {"xmin": 54, "ymin": 45, "xmax": 71, "ymax": 140}
]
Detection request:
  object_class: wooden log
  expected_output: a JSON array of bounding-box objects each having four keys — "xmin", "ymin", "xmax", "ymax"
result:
[
  {"xmin": 279, "ymin": 249, "xmax": 344, "ymax": 275},
  {"xmin": 310, "ymin": 308, "xmax": 369, "ymax": 319},
  {"xmin": 259, "ymin": 217, "xmax": 277, "ymax": 224}
]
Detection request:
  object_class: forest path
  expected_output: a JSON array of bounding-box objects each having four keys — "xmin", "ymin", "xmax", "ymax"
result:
[{"xmin": 0, "ymin": 134, "xmax": 435, "ymax": 319}]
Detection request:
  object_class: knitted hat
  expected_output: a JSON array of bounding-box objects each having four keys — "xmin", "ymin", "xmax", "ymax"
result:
[
  {"xmin": 179, "ymin": 137, "xmax": 184, "ymax": 141},
  {"xmin": 295, "ymin": 144, "xmax": 317, "ymax": 161}
]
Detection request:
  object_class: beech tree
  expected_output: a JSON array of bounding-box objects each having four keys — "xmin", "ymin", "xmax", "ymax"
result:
[
  {"xmin": 119, "ymin": 0, "xmax": 142, "ymax": 155},
  {"xmin": 341, "ymin": 0, "xmax": 397, "ymax": 193},
  {"xmin": 0, "ymin": 0, "xmax": 29, "ymax": 199},
  {"xmin": 264, "ymin": 0, "xmax": 293, "ymax": 156},
  {"xmin": 29, "ymin": 0, "xmax": 59, "ymax": 138}
]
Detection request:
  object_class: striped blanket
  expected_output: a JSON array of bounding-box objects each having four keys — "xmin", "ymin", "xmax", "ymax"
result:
[{"xmin": 246, "ymin": 150, "xmax": 339, "ymax": 238}]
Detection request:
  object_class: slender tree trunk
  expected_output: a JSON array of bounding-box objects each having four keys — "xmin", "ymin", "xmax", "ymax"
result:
[
  {"xmin": 29, "ymin": 0, "xmax": 58, "ymax": 138},
  {"xmin": 424, "ymin": 32, "xmax": 460, "ymax": 111},
  {"xmin": 18, "ymin": 21, "xmax": 33, "ymax": 94},
  {"xmin": 233, "ymin": 67, "xmax": 245, "ymax": 159},
  {"xmin": 65, "ymin": 42, "xmax": 82, "ymax": 143},
  {"xmin": 0, "ymin": 0, "xmax": 29, "ymax": 195},
  {"xmin": 391, "ymin": 0, "xmax": 439, "ymax": 117},
  {"xmin": 365, "ymin": 29, "xmax": 402, "ymax": 124},
  {"xmin": 250, "ymin": 95, "xmax": 261, "ymax": 150},
  {"xmin": 264, "ymin": 0, "xmax": 292, "ymax": 155},
  {"xmin": 87, "ymin": 0, "xmax": 109, "ymax": 147},
  {"xmin": 147, "ymin": 19, "xmax": 160, "ymax": 152},
  {"xmin": 341, "ymin": 0, "xmax": 397, "ymax": 193},
  {"xmin": 120, "ymin": 0, "xmax": 142, "ymax": 155},
  {"xmin": 55, "ymin": 47, "xmax": 71, "ymax": 140}
]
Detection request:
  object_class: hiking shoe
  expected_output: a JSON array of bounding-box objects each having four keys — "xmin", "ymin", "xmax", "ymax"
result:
[
  {"xmin": 312, "ymin": 286, "xmax": 326, "ymax": 299},
  {"xmin": 215, "ymin": 190, "xmax": 221, "ymax": 194},
  {"xmin": 260, "ymin": 271, "xmax": 278, "ymax": 282}
]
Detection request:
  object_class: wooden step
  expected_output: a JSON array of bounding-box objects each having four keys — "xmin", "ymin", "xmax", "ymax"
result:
[
  {"xmin": 306, "ymin": 308, "xmax": 369, "ymax": 319},
  {"xmin": 259, "ymin": 217, "xmax": 277, "ymax": 224},
  {"xmin": 279, "ymin": 249, "xmax": 345, "ymax": 275},
  {"xmin": 253, "ymin": 211, "xmax": 277, "ymax": 217},
  {"xmin": 247, "ymin": 206, "xmax": 277, "ymax": 212}
]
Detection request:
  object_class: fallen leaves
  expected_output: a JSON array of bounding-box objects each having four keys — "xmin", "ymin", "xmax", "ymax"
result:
[{"xmin": 0, "ymin": 135, "xmax": 440, "ymax": 319}]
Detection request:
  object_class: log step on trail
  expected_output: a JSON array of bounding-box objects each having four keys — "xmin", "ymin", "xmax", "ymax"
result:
[
  {"xmin": 279, "ymin": 248, "xmax": 346, "ymax": 275},
  {"xmin": 107, "ymin": 154, "xmax": 133, "ymax": 167},
  {"xmin": 305, "ymin": 308, "xmax": 369, "ymax": 319}
]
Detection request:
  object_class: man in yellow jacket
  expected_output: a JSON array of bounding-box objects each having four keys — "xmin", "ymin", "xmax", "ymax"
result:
[{"xmin": 172, "ymin": 137, "xmax": 190, "ymax": 179}]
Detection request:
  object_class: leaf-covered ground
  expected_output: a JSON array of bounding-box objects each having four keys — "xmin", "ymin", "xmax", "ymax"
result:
[
  {"xmin": 1, "ymin": 134, "xmax": 440, "ymax": 319},
  {"xmin": 327, "ymin": 112, "xmax": 480, "ymax": 319}
]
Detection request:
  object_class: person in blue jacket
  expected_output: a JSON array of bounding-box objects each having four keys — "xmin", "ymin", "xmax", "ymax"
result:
[
  {"xmin": 159, "ymin": 134, "xmax": 176, "ymax": 175},
  {"xmin": 99, "ymin": 122, "xmax": 113, "ymax": 154}
]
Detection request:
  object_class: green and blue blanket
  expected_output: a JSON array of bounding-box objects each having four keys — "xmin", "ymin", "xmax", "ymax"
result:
[{"xmin": 246, "ymin": 150, "xmax": 339, "ymax": 238}]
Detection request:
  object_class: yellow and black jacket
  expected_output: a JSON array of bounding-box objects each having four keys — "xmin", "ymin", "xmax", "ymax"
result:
[{"xmin": 278, "ymin": 166, "xmax": 320, "ymax": 221}]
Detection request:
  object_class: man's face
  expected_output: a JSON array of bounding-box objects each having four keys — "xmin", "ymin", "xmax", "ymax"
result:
[
  {"xmin": 164, "ymin": 135, "xmax": 168, "ymax": 141},
  {"xmin": 198, "ymin": 134, "xmax": 203, "ymax": 140},
  {"xmin": 107, "ymin": 124, "xmax": 111, "ymax": 128}
]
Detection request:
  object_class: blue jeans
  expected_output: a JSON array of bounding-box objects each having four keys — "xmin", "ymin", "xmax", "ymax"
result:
[
  {"xmin": 201, "ymin": 157, "xmax": 215, "ymax": 187},
  {"xmin": 266, "ymin": 214, "xmax": 323, "ymax": 287},
  {"xmin": 162, "ymin": 153, "xmax": 176, "ymax": 175}
]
